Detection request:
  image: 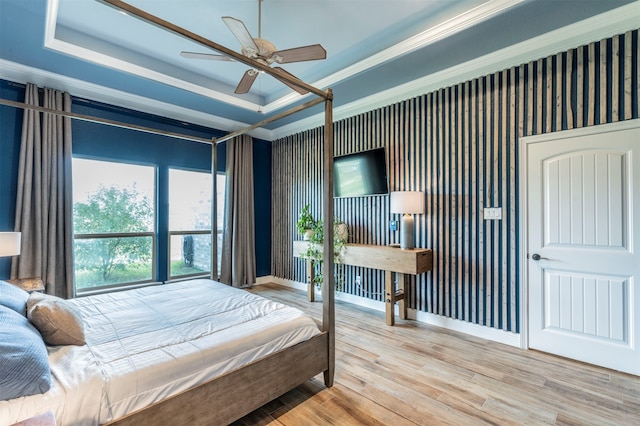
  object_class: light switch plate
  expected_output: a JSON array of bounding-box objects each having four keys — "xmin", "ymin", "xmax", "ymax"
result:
[{"xmin": 483, "ymin": 207, "xmax": 502, "ymax": 220}]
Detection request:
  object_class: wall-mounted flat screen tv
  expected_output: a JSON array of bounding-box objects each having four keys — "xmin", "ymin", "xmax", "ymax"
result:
[{"xmin": 334, "ymin": 147, "xmax": 389, "ymax": 197}]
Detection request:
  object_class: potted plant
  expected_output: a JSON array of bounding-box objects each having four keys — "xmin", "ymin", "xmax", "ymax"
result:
[
  {"xmin": 296, "ymin": 204, "xmax": 316, "ymax": 240},
  {"xmin": 334, "ymin": 219, "xmax": 348, "ymax": 243},
  {"xmin": 303, "ymin": 219, "xmax": 349, "ymax": 290}
]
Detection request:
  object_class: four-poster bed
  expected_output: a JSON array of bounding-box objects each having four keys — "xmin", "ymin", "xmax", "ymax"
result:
[{"xmin": 0, "ymin": 0, "xmax": 335, "ymax": 424}]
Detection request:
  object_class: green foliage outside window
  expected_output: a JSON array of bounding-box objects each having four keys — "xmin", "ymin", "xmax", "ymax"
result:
[{"xmin": 74, "ymin": 185, "xmax": 153, "ymax": 288}]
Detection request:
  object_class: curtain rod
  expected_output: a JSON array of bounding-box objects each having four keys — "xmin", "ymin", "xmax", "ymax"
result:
[
  {"xmin": 0, "ymin": 98, "xmax": 215, "ymax": 145},
  {"xmin": 1, "ymin": 95, "xmax": 331, "ymax": 146}
]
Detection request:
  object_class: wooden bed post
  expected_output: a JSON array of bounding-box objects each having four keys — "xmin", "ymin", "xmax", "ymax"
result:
[
  {"xmin": 322, "ymin": 90, "xmax": 335, "ymax": 387},
  {"xmin": 211, "ymin": 141, "xmax": 218, "ymax": 281}
]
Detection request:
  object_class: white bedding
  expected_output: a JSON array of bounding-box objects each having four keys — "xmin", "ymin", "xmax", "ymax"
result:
[{"xmin": 0, "ymin": 279, "xmax": 320, "ymax": 425}]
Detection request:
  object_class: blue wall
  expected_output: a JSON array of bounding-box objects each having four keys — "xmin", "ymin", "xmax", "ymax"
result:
[
  {"xmin": 0, "ymin": 80, "xmax": 271, "ymax": 281},
  {"xmin": 0, "ymin": 81, "xmax": 23, "ymax": 279}
]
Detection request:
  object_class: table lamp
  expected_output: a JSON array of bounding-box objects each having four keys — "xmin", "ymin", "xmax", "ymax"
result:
[
  {"xmin": 0, "ymin": 232, "xmax": 21, "ymax": 256},
  {"xmin": 390, "ymin": 191, "xmax": 424, "ymax": 249}
]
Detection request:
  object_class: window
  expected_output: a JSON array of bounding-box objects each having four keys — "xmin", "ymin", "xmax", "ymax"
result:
[
  {"xmin": 168, "ymin": 170, "xmax": 225, "ymax": 279},
  {"xmin": 168, "ymin": 169, "xmax": 212, "ymax": 279},
  {"xmin": 72, "ymin": 158, "xmax": 156, "ymax": 292},
  {"xmin": 215, "ymin": 173, "xmax": 226, "ymax": 276}
]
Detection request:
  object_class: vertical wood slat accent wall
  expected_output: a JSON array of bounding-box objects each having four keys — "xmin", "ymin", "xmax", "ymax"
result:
[{"xmin": 271, "ymin": 30, "xmax": 639, "ymax": 333}]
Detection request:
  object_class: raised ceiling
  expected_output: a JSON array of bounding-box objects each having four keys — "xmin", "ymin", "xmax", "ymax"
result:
[{"xmin": 0, "ymin": 0, "xmax": 638, "ymax": 139}]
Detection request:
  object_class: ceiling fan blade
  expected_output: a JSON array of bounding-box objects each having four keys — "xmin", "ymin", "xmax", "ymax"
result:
[
  {"xmin": 180, "ymin": 51, "xmax": 233, "ymax": 61},
  {"xmin": 274, "ymin": 44, "xmax": 327, "ymax": 64},
  {"xmin": 272, "ymin": 67, "xmax": 308, "ymax": 95},
  {"xmin": 222, "ymin": 16, "xmax": 258, "ymax": 53},
  {"xmin": 235, "ymin": 69, "xmax": 259, "ymax": 94}
]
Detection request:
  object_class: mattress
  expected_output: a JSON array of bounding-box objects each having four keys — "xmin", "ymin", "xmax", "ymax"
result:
[{"xmin": 0, "ymin": 279, "xmax": 320, "ymax": 425}]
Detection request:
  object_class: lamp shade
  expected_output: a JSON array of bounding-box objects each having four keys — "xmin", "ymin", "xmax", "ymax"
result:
[
  {"xmin": 390, "ymin": 191, "xmax": 424, "ymax": 214},
  {"xmin": 0, "ymin": 232, "xmax": 21, "ymax": 256},
  {"xmin": 390, "ymin": 192, "xmax": 424, "ymax": 250}
]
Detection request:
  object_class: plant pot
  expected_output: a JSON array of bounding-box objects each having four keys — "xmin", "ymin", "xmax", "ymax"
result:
[
  {"xmin": 335, "ymin": 223, "xmax": 348, "ymax": 242},
  {"xmin": 303, "ymin": 229, "xmax": 314, "ymax": 241}
]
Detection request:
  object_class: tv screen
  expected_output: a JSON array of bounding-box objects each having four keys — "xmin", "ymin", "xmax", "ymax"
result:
[{"xmin": 333, "ymin": 148, "xmax": 389, "ymax": 197}]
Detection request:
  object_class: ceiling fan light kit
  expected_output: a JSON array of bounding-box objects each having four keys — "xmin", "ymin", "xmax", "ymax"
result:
[{"xmin": 181, "ymin": 0, "xmax": 326, "ymax": 95}]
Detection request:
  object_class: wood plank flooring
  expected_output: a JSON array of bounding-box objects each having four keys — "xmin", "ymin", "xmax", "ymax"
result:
[{"xmin": 234, "ymin": 283, "xmax": 640, "ymax": 425}]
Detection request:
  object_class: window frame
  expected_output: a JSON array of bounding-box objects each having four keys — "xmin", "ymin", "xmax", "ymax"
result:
[
  {"xmin": 72, "ymin": 157, "xmax": 158, "ymax": 294},
  {"xmin": 166, "ymin": 167, "xmax": 215, "ymax": 282},
  {"xmin": 214, "ymin": 172, "xmax": 226, "ymax": 279},
  {"xmin": 166, "ymin": 230, "xmax": 212, "ymax": 281}
]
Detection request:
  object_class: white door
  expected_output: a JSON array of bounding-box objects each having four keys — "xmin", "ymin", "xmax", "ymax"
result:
[{"xmin": 524, "ymin": 119, "xmax": 640, "ymax": 376}]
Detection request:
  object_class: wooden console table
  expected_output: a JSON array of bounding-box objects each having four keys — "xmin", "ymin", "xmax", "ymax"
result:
[{"xmin": 292, "ymin": 241, "xmax": 433, "ymax": 325}]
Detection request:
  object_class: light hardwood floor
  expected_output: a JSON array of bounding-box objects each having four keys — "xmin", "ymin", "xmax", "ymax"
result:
[{"xmin": 234, "ymin": 283, "xmax": 639, "ymax": 425}]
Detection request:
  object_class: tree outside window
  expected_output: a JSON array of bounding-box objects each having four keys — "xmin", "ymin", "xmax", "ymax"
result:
[{"xmin": 72, "ymin": 159, "xmax": 155, "ymax": 291}]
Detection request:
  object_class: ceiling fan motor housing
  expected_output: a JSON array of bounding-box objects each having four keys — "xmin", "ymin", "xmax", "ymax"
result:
[{"xmin": 242, "ymin": 38, "xmax": 282, "ymax": 64}]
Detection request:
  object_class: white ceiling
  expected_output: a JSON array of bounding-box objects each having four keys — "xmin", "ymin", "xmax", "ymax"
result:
[{"xmin": 0, "ymin": 0, "xmax": 638, "ymax": 139}]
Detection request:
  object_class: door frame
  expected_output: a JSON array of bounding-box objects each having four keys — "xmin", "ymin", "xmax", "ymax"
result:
[{"xmin": 518, "ymin": 118, "xmax": 640, "ymax": 351}]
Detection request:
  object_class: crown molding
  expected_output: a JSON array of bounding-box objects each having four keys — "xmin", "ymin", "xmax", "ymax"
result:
[
  {"xmin": 45, "ymin": 0, "xmax": 259, "ymax": 112},
  {"xmin": 0, "ymin": 59, "xmax": 274, "ymax": 141},
  {"xmin": 306, "ymin": 0, "xmax": 524, "ymax": 95},
  {"xmin": 44, "ymin": 0, "xmax": 523, "ymax": 117},
  {"xmin": 9, "ymin": 0, "xmax": 637, "ymax": 140},
  {"xmin": 271, "ymin": 0, "xmax": 640, "ymax": 139},
  {"xmin": 236, "ymin": 0, "xmax": 525, "ymax": 115},
  {"xmin": 262, "ymin": 0, "xmax": 524, "ymax": 115}
]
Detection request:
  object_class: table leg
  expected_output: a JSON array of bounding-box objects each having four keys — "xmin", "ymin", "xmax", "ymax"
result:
[
  {"xmin": 307, "ymin": 259, "xmax": 315, "ymax": 302},
  {"xmin": 384, "ymin": 270, "xmax": 394, "ymax": 326},
  {"xmin": 398, "ymin": 273, "xmax": 407, "ymax": 320}
]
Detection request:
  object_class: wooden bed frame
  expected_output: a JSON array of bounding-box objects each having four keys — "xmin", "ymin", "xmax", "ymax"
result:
[
  {"xmin": 106, "ymin": 333, "xmax": 330, "ymax": 425},
  {"xmin": 91, "ymin": 1, "xmax": 336, "ymax": 424}
]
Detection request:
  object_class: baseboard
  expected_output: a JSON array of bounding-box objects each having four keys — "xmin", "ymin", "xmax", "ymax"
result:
[
  {"xmin": 412, "ymin": 310, "xmax": 521, "ymax": 347},
  {"xmin": 255, "ymin": 275, "xmax": 277, "ymax": 285},
  {"xmin": 260, "ymin": 275, "xmax": 521, "ymax": 348}
]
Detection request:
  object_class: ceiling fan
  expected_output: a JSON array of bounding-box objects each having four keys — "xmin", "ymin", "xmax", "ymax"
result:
[{"xmin": 180, "ymin": 0, "xmax": 326, "ymax": 95}]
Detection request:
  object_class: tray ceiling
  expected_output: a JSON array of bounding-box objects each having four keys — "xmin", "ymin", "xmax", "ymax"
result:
[{"xmin": 0, "ymin": 0, "xmax": 637, "ymax": 138}]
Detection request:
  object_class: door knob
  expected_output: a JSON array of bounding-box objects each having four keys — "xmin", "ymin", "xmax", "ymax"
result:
[{"xmin": 531, "ymin": 253, "xmax": 548, "ymax": 261}]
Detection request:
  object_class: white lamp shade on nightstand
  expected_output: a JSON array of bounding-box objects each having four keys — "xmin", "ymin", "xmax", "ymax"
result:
[
  {"xmin": 390, "ymin": 192, "xmax": 424, "ymax": 250},
  {"xmin": 0, "ymin": 232, "xmax": 21, "ymax": 256}
]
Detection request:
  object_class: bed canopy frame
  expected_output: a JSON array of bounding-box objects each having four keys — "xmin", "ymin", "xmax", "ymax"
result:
[{"xmin": 1, "ymin": 0, "xmax": 335, "ymax": 423}]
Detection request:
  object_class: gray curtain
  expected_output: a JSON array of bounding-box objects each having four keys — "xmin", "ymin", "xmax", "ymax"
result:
[
  {"xmin": 220, "ymin": 134, "xmax": 256, "ymax": 288},
  {"xmin": 11, "ymin": 83, "xmax": 74, "ymax": 299}
]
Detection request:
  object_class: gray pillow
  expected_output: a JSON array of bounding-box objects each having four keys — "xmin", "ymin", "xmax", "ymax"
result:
[
  {"xmin": 0, "ymin": 280, "xmax": 29, "ymax": 315},
  {"xmin": 0, "ymin": 305, "xmax": 51, "ymax": 400},
  {"xmin": 27, "ymin": 292, "xmax": 86, "ymax": 346}
]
